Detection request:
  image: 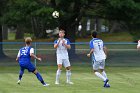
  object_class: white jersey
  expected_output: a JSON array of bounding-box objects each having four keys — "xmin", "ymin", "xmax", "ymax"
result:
[
  {"xmin": 89, "ymin": 38, "xmax": 106, "ymax": 61},
  {"xmin": 54, "ymin": 38, "xmax": 70, "ymax": 59}
]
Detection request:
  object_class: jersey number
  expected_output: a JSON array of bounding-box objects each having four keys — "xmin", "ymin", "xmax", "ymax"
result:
[
  {"xmin": 98, "ymin": 43, "xmax": 101, "ymax": 50},
  {"xmin": 21, "ymin": 49, "xmax": 28, "ymax": 55}
]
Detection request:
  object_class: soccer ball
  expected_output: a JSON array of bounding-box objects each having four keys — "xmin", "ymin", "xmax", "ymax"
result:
[{"xmin": 52, "ymin": 11, "xmax": 59, "ymax": 18}]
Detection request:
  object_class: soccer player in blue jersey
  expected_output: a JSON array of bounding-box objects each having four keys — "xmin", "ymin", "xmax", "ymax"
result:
[
  {"xmin": 54, "ymin": 29, "xmax": 73, "ymax": 85},
  {"xmin": 16, "ymin": 37, "xmax": 49, "ymax": 86},
  {"xmin": 87, "ymin": 32, "xmax": 110, "ymax": 88}
]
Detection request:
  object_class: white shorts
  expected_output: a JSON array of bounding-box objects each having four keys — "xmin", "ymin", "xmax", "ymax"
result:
[
  {"xmin": 57, "ymin": 59, "xmax": 71, "ymax": 67},
  {"xmin": 92, "ymin": 59, "xmax": 105, "ymax": 70}
]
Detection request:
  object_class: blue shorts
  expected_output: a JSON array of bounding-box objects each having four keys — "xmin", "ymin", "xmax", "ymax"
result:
[{"xmin": 19, "ymin": 62, "xmax": 36, "ymax": 72}]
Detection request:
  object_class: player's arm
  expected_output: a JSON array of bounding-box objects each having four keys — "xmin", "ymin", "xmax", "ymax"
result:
[
  {"xmin": 30, "ymin": 53, "xmax": 41, "ymax": 61},
  {"xmin": 16, "ymin": 50, "xmax": 20, "ymax": 62},
  {"xmin": 54, "ymin": 39, "xmax": 60, "ymax": 49},
  {"xmin": 30, "ymin": 48, "xmax": 41, "ymax": 61},
  {"xmin": 87, "ymin": 48, "xmax": 94, "ymax": 57},
  {"xmin": 87, "ymin": 41, "xmax": 94, "ymax": 57},
  {"xmin": 16, "ymin": 57, "xmax": 19, "ymax": 62},
  {"xmin": 62, "ymin": 39, "xmax": 71, "ymax": 49},
  {"xmin": 103, "ymin": 46, "xmax": 108, "ymax": 56}
]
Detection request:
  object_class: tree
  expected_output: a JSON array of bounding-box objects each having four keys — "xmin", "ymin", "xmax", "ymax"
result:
[{"xmin": 0, "ymin": 0, "xmax": 9, "ymax": 58}]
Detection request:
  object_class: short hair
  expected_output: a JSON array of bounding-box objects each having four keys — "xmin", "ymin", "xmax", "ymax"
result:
[
  {"xmin": 25, "ymin": 37, "xmax": 32, "ymax": 45},
  {"xmin": 59, "ymin": 29, "xmax": 65, "ymax": 33},
  {"xmin": 91, "ymin": 31, "xmax": 98, "ymax": 38}
]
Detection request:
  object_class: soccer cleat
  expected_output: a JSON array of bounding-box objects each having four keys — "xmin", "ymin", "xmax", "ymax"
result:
[
  {"xmin": 104, "ymin": 83, "xmax": 110, "ymax": 88},
  {"xmin": 43, "ymin": 83, "xmax": 50, "ymax": 87},
  {"xmin": 17, "ymin": 80, "xmax": 21, "ymax": 85},
  {"xmin": 55, "ymin": 81, "xmax": 59, "ymax": 85},
  {"xmin": 104, "ymin": 79, "xmax": 109, "ymax": 87},
  {"xmin": 66, "ymin": 81, "xmax": 74, "ymax": 85}
]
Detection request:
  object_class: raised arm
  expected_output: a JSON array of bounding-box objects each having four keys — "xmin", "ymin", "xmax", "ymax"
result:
[
  {"xmin": 62, "ymin": 39, "xmax": 71, "ymax": 49},
  {"xmin": 54, "ymin": 39, "xmax": 61, "ymax": 49}
]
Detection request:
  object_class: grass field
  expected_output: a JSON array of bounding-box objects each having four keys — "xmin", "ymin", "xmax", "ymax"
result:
[{"xmin": 0, "ymin": 66, "xmax": 140, "ymax": 93}]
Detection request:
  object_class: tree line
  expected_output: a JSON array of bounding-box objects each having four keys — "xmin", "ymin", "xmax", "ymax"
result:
[{"xmin": 0, "ymin": 0, "xmax": 140, "ymax": 57}]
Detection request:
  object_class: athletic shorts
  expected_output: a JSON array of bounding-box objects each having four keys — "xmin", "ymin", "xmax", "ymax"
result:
[
  {"xmin": 92, "ymin": 59, "xmax": 105, "ymax": 70},
  {"xmin": 19, "ymin": 62, "xmax": 36, "ymax": 72},
  {"xmin": 57, "ymin": 59, "xmax": 71, "ymax": 67}
]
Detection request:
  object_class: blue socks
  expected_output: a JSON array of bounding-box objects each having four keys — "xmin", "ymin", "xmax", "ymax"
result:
[
  {"xmin": 35, "ymin": 72, "xmax": 45, "ymax": 85},
  {"xmin": 19, "ymin": 70, "xmax": 24, "ymax": 80}
]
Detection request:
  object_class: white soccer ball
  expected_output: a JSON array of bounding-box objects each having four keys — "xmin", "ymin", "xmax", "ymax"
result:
[{"xmin": 52, "ymin": 11, "xmax": 59, "ymax": 18}]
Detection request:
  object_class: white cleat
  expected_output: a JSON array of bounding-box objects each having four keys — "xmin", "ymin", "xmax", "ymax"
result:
[
  {"xmin": 17, "ymin": 80, "xmax": 21, "ymax": 85},
  {"xmin": 66, "ymin": 81, "xmax": 74, "ymax": 85},
  {"xmin": 55, "ymin": 81, "xmax": 59, "ymax": 85},
  {"xmin": 43, "ymin": 83, "xmax": 50, "ymax": 87}
]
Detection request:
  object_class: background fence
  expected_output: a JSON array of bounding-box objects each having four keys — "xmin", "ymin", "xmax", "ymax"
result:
[{"xmin": 0, "ymin": 42, "xmax": 139, "ymax": 67}]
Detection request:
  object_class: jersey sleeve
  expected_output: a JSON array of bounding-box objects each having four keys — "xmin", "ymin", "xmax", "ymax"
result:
[
  {"xmin": 17, "ymin": 50, "xmax": 20, "ymax": 57},
  {"xmin": 66, "ymin": 39, "xmax": 70, "ymax": 45},
  {"xmin": 54, "ymin": 40, "xmax": 58, "ymax": 44},
  {"xmin": 30, "ymin": 48, "xmax": 34, "ymax": 54},
  {"xmin": 90, "ymin": 41, "xmax": 94, "ymax": 49}
]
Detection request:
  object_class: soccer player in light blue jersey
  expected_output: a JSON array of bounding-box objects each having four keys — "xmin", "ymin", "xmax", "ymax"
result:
[
  {"xmin": 54, "ymin": 29, "xmax": 73, "ymax": 85},
  {"xmin": 87, "ymin": 32, "xmax": 110, "ymax": 88},
  {"xmin": 16, "ymin": 37, "xmax": 49, "ymax": 87}
]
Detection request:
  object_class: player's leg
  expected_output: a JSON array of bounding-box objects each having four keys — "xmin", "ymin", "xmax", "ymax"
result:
[
  {"xmin": 17, "ymin": 67, "xmax": 25, "ymax": 84},
  {"xmin": 64, "ymin": 59, "xmax": 73, "ymax": 84},
  {"xmin": 28, "ymin": 63, "xmax": 49, "ymax": 86},
  {"xmin": 33, "ymin": 69, "xmax": 49, "ymax": 86},
  {"xmin": 55, "ymin": 59, "xmax": 62, "ymax": 84},
  {"xmin": 93, "ymin": 61, "xmax": 106, "ymax": 81},
  {"xmin": 99, "ymin": 60, "xmax": 108, "ymax": 79},
  {"xmin": 99, "ymin": 60, "xmax": 110, "ymax": 87}
]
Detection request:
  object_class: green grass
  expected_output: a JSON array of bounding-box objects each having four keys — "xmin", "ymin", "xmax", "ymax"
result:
[{"xmin": 0, "ymin": 66, "xmax": 140, "ymax": 93}]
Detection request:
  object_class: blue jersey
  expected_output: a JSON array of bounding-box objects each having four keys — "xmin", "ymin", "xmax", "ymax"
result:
[{"xmin": 18, "ymin": 46, "xmax": 32, "ymax": 65}]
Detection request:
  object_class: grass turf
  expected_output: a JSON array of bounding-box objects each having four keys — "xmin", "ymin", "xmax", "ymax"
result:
[{"xmin": 0, "ymin": 66, "xmax": 140, "ymax": 93}]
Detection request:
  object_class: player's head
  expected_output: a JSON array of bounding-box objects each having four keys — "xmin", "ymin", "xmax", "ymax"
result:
[
  {"xmin": 91, "ymin": 31, "xmax": 98, "ymax": 38},
  {"xmin": 59, "ymin": 29, "xmax": 65, "ymax": 38},
  {"xmin": 25, "ymin": 37, "xmax": 32, "ymax": 45}
]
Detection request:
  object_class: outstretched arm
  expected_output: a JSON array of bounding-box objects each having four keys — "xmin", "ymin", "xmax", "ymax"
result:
[{"xmin": 30, "ymin": 53, "xmax": 42, "ymax": 61}]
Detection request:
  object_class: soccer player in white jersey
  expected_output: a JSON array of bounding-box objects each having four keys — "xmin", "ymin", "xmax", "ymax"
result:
[
  {"xmin": 87, "ymin": 31, "xmax": 110, "ymax": 88},
  {"xmin": 54, "ymin": 29, "xmax": 73, "ymax": 85}
]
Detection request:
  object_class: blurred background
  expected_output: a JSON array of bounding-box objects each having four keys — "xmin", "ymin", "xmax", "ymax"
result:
[{"xmin": 0, "ymin": 0, "xmax": 140, "ymax": 67}]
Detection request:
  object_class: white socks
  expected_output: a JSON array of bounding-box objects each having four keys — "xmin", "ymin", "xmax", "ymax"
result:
[
  {"xmin": 56, "ymin": 69, "xmax": 72, "ymax": 83},
  {"xmin": 95, "ymin": 72, "xmax": 106, "ymax": 81},
  {"xmin": 102, "ymin": 71, "xmax": 107, "ymax": 79},
  {"xmin": 56, "ymin": 69, "xmax": 61, "ymax": 83},
  {"xmin": 66, "ymin": 70, "xmax": 71, "ymax": 82}
]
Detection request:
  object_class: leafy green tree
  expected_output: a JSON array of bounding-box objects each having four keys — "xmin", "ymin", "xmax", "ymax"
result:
[
  {"xmin": 0, "ymin": 0, "xmax": 9, "ymax": 57},
  {"xmin": 3, "ymin": 0, "xmax": 55, "ymax": 38}
]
